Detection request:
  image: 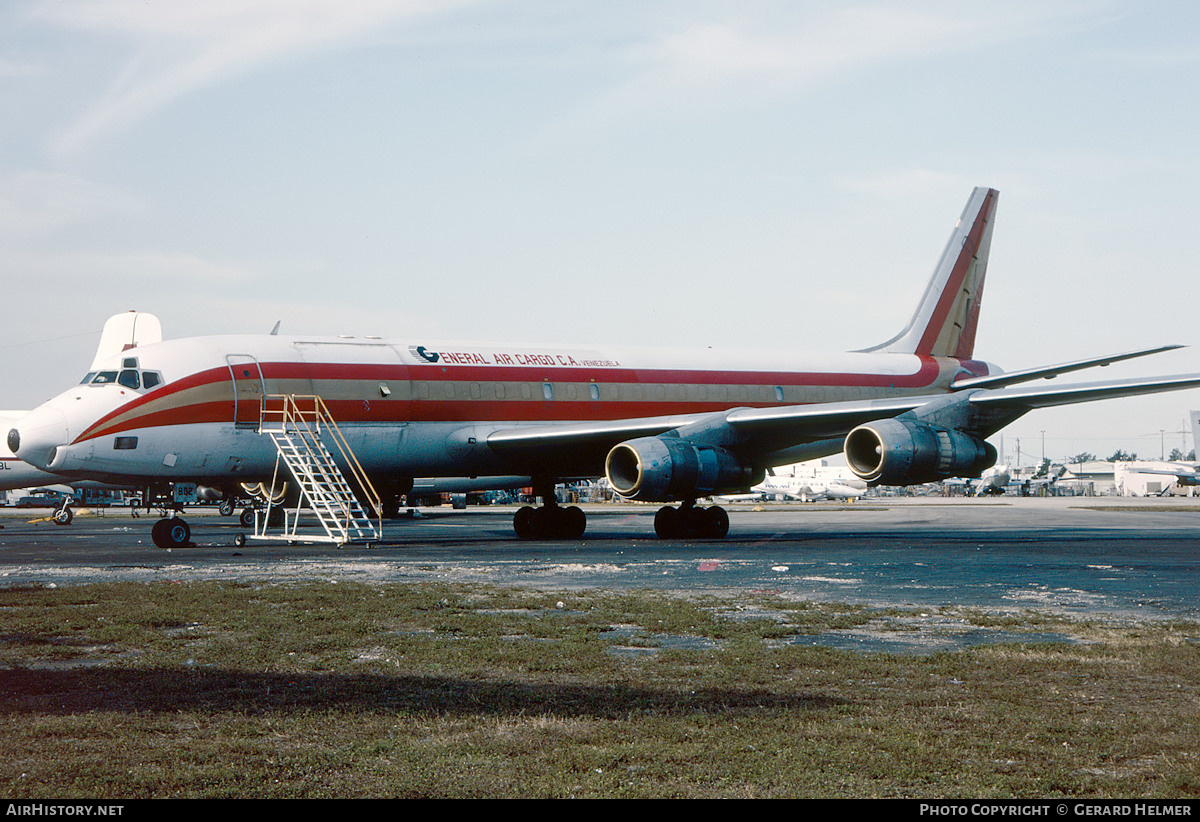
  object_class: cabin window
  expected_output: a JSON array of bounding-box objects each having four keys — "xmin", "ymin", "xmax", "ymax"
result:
[
  {"xmin": 542, "ymin": 383, "xmax": 554, "ymax": 400},
  {"xmin": 118, "ymin": 370, "xmax": 141, "ymax": 390},
  {"xmin": 589, "ymin": 383, "xmax": 600, "ymax": 400},
  {"xmin": 775, "ymin": 386, "xmax": 785, "ymax": 402},
  {"xmin": 495, "ymin": 383, "xmax": 506, "ymax": 400}
]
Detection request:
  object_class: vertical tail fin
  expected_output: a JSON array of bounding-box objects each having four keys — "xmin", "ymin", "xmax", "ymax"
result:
[
  {"xmin": 864, "ymin": 187, "xmax": 998, "ymax": 359},
  {"xmin": 89, "ymin": 311, "xmax": 163, "ymax": 370}
]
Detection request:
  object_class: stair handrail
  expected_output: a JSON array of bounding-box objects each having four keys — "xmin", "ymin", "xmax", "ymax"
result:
[{"xmin": 260, "ymin": 393, "xmax": 383, "ymax": 539}]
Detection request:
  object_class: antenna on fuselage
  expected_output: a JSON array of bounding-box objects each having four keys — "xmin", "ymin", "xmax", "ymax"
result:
[{"xmin": 270, "ymin": 321, "xmax": 281, "ymax": 336}]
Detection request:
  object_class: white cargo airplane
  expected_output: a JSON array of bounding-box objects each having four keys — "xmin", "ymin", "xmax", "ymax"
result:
[
  {"xmin": 10, "ymin": 187, "xmax": 1200, "ymax": 546},
  {"xmin": 0, "ymin": 312, "xmax": 163, "ymax": 508}
]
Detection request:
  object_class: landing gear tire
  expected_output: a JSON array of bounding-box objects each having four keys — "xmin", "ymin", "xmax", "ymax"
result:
[
  {"xmin": 53, "ymin": 507, "xmax": 73, "ymax": 525},
  {"xmin": 151, "ymin": 517, "xmax": 191, "ymax": 548},
  {"xmin": 654, "ymin": 504, "xmax": 729, "ymax": 539},
  {"xmin": 218, "ymin": 499, "xmax": 235, "ymax": 517},
  {"xmin": 704, "ymin": 505, "xmax": 730, "ymax": 539},
  {"xmin": 239, "ymin": 507, "xmax": 255, "ymax": 528},
  {"xmin": 513, "ymin": 504, "xmax": 586, "ymax": 540},
  {"xmin": 513, "ymin": 505, "xmax": 535, "ymax": 539},
  {"xmin": 654, "ymin": 506, "xmax": 679, "ymax": 539}
]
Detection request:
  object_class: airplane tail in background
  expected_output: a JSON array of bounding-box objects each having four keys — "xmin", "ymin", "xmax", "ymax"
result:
[
  {"xmin": 89, "ymin": 311, "xmax": 163, "ymax": 370},
  {"xmin": 863, "ymin": 186, "xmax": 998, "ymax": 360}
]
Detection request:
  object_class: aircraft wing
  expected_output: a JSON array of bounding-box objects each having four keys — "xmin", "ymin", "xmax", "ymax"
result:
[
  {"xmin": 1113, "ymin": 465, "xmax": 1200, "ymax": 478},
  {"xmin": 486, "ymin": 395, "xmax": 938, "ymax": 464},
  {"xmin": 965, "ymin": 373, "xmax": 1200, "ymax": 410},
  {"xmin": 951, "ymin": 346, "xmax": 1185, "ymax": 391},
  {"xmin": 486, "ymin": 372, "xmax": 1200, "ymax": 475}
]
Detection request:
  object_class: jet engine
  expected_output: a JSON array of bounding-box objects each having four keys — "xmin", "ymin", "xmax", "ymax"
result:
[
  {"xmin": 844, "ymin": 419, "xmax": 996, "ymax": 486},
  {"xmin": 605, "ymin": 436, "xmax": 763, "ymax": 502}
]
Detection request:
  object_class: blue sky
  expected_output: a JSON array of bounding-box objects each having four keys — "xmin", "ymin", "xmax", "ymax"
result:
[{"xmin": 3, "ymin": 0, "xmax": 1199, "ymax": 463}]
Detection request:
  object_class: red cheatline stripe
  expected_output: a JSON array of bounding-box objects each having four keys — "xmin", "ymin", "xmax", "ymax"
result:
[{"xmin": 74, "ymin": 356, "xmax": 953, "ymax": 443}]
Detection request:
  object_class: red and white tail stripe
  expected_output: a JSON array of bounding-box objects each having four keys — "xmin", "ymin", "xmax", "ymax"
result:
[{"xmin": 865, "ymin": 187, "xmax": 998, "ymax": 360}]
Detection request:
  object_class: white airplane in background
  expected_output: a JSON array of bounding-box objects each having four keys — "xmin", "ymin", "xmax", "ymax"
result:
[
  {"xmin": 973, "ymin": 464, "xmax": 1012, "ymax": 496},
  {"xmin": 715, "ymin": 461, "xmax": 867, "ymax": 502},
  {"xmin": 722, "ymin": 472, "xmax": 865, "ymax": 503},
  {"xmin": 11, "ymin": 187, "xmax": 1200, "ymax": 547},
  {"xmin": 1, "ymin": 410, "xmax": 71, "ymax": 493},
  {"xmin": 0, "ymin": 312, "xmax": 163, "ymax": 517}
]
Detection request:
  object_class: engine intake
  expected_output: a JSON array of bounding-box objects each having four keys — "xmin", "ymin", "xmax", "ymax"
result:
[
  {"xmin": 605, "ymin": 436, "xmax": 763, "ymax": 502},
  {"xmin": 845, "ymin": 419, "xmax": 996, "ymax": 486}
]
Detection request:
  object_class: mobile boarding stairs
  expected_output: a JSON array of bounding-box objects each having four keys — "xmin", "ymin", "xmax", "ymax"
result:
[{"xmin": 249, "ymin": 394, "xmax": 382, "ymax": 546}]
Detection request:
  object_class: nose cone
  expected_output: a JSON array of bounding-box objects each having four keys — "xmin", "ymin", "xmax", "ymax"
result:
[{"xmin": 10, "ymin": 407, "xmax": 70, "ymax": 470}]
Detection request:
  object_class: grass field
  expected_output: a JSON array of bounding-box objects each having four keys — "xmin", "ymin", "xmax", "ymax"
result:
[{"xmin": 2, "ymin": 579, "xmax": 1199, "ymax": 798}]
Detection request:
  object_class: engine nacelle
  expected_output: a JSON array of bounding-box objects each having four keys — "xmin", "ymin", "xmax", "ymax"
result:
[
  {"xmin": 844, "ymin": 419, "xmax": 997, "ymax": 486},
  {"xmin": 605, "ymin": 436, "xmax": 763, "ymax": 502}
]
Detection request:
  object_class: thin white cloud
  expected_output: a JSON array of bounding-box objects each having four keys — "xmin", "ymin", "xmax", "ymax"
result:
[
  {"xmin": 31, "ymin": 0, "xmax": 475, "ymax": 155},
  {"xmin": 644, "ymin": 7, "xmax": 970, "ymax": 88},
  {"xmin": 0, "ymin": 171, "xmax": 138, "ymax": 241},
  {"xmin": 552, "ymin": 1, "xmax": 1120, "ymax": 130}
]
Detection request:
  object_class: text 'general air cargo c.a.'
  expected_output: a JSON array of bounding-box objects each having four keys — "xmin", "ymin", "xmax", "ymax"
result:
[{"xmin": 10, "ymin": 188, "xmax": 1200, "ymax": 547}]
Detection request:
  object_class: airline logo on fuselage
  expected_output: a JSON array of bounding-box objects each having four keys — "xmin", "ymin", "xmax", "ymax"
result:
[
  {"xmin": 408, "ymin": 345, "xmax": 622, "ymax": 369},
  {"xmin": 409, "ymin": 345, "xmax": 440, "ymax": 363}
]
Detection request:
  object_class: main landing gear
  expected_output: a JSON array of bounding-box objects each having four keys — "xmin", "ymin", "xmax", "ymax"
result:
[
  {"xmin": 512, "ymin": 477, "xmax": 587, "ymax": 540},
  {"xmin": 653, "ymin": 501, "xmax": 729, "ymax": 539},
  {"xmin": 512, "ymin": 502, "xmax": 587, "ymax": 540}
]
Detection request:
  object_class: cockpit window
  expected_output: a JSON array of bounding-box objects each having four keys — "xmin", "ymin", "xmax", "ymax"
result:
[
  {"xmin": 122, "ymin": 357, "xmax": 138, "ymax": 369},
  {"xmin": 86, "ymin": 367, "xmax": 164, "ymax": 391}
]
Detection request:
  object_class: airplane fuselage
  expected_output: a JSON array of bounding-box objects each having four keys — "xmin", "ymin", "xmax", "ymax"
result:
[{"xmin": 12, "ymin": 333, "xmax": 992, "ymax": 488}]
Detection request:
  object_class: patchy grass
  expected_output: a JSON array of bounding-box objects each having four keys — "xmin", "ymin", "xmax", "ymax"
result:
[{"xmin": 1, "ymin": 580, "xmax": 1199, "ymax": 798}]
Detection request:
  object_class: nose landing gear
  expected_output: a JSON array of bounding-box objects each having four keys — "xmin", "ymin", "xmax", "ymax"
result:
[{"xmin": 151, "ymin": 517, "xmax": 191, "ymax": 548}]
